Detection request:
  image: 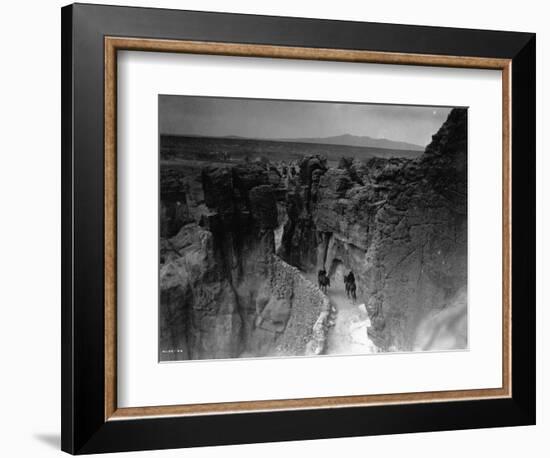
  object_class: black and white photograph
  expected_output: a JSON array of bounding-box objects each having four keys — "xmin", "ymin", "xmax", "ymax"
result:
[
  {"xmin": 0, "ymin": 0, "xmax": 543, "ymax": 456},
  {"xmin": 159, "ymin": 95, "xmax": 468, "ymax": 362}
]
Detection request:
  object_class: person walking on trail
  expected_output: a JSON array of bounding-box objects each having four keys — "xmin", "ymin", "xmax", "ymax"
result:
[
  {"xmin": 318, "ymin": 269, "xmax": 330, "ymax": 294},
  {"xmin": 344, "ymin": 271, "xmax": 357, "ymax": 302}
]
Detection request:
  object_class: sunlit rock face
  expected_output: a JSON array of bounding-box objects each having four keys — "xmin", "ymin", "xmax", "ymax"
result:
[
  {"xmin": 160, "ymin": 224, "xmax": 241, "ymax": 360},
  {"xmin": 280, "ymin": 108, "xmax": 468, "ymax": 351},
  {"xmin": 413, "ymin": 287, "xmax": 467, "ymax": 352}
]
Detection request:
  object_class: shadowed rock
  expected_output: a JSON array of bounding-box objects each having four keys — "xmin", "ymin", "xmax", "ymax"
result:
[{"xmin": 160, "ymin": 160, "xmax": 330, "ymax": 360}]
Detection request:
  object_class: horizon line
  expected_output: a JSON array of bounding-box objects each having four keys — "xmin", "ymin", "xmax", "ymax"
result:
[{"xmin": 158, "ymin": 132, "xmax": 426, "ymax": 151}]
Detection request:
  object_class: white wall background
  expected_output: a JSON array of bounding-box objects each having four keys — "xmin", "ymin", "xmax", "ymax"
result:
[{"xmin": 0, "ymin": 0, "xmax": 545, "ymax": 456}]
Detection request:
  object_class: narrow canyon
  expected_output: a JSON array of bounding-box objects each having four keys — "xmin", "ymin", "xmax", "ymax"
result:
[{"xmin": 159, "ymin": 108, "xmax": 467, "ymax": 361}]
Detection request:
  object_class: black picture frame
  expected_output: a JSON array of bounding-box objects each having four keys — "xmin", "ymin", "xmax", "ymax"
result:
[{"xmin": 61, "ymin": 3, "xmax": 535, "ymax": 454}]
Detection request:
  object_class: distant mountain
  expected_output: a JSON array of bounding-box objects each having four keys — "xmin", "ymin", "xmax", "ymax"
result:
[
  {"xmin": 161, "ymin": 133, "xmax": 425, "ymax": 154},
  {"xmin": 277, "ymin": 134, "xmax": 425, "ymax": 151}
]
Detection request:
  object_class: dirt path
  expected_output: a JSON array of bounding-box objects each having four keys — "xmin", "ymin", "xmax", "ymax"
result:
[
  {"xmin": 325, "ymin": 284, "xmax": 378, "ymax": 355},
  {"xmin": 305, "ymin": 273, "xmax": 378, "ymax": 355}
]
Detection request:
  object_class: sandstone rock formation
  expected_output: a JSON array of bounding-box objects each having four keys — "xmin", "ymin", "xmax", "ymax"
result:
[
  {"xmin": 160, "ymin": 161, "xmax": 330, "ymax": 360},
  {"xmin": 160, "ymin": 108, "xmax": 468, "ymax": 358},
  {"xmin": 279, "ymin": 108, "xmax": 468, "ymax": 351}
]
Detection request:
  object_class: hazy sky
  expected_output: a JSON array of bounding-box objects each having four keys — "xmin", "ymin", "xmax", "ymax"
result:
[{"xmin": 159, "ymin": 95, "xmax": 454, "ymax": 148}]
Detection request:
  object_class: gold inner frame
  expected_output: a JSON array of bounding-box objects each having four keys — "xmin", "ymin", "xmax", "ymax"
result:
[{"xmin": 104, "ymin": 36, "xmax": 512, "ymax": 421}]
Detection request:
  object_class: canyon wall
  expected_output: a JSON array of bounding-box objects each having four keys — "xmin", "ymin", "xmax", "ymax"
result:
[
  {"xmin": 160, "ymin": 162, "xmax": 330, "ymax": 360},
  {"xmin": 279, "ymin": 108, "xmax": 468, "ymax": 351}
]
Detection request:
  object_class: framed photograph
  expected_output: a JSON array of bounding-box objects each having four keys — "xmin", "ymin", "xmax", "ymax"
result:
[{"xmin": 61, "ymin": 3, "xmax": 536, "ymax": 454}]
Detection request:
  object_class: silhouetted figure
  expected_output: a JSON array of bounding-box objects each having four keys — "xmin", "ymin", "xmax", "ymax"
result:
[
  {"xmin": 318, "ymin": 269, "xmax": 330, "ymax": 294},
  {"xmin": 344, "ymin": 271, "xmax": 357, "ymax": 302}
]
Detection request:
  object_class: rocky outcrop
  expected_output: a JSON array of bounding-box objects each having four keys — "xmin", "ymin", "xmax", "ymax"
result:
[
  {"xmin": 278, "ymin": 155, "xmax": 328, "ymax": 271},
  {"xmin": 160, "ymin": 161, "xmax": 330, "ymax": 360},
  {"xmin": 160, "ymin": 224, "xmax": 241, "ymax": 360},
  {"xmin": 246, "ymin": 257, "xmax": 331, "ymax": 357},
  {"xmin": 279, "ymin": 108, "xmax": 468, "ymax": 351}
]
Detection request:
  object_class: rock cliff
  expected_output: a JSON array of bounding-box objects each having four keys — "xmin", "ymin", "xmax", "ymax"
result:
[
  {"xmin": 160, "ymin": 162, "xmax": 330, "ymax": 360},
  {"xmin": 279, "ymin": 108, "xmax": 468, "ymax": 351}
]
